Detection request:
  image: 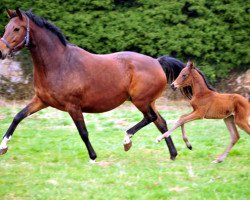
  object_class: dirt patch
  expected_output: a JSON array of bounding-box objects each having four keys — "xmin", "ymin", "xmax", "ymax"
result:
[
  {"xmin": 96, "ymin": 161, "xmax": 113, "ymax": 167},
  {"xmin": 169, "ymin": 186, "xmax": 189, "ymax": 192}
]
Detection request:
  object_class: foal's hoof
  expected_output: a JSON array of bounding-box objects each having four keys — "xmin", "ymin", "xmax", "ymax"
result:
[
  {"xmin": 211, "ymin": 159, "xmax": 223, "ymax": 164},
  {"xmin": 124, "ymin": 141, "xmax": 132, "ymax": 151},
  {"xmin": 187, "ymin": 145, "xmax": 192, "ymax": 150},
  {"xmin": 0, "ymin": 147, "xmax": 8, "ymax": 155},
  {"xmin": 156, "ymin": 136, "xmax": 163, "ymax": 143}
]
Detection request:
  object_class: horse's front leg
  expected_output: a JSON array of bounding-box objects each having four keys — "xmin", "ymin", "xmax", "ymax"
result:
[
  {"xmin": 156, "ymin": 110, "xmax": 204, "ymax": 143},
  {"xmin": 0, "ymin": 96, "xmax": 47, "ymax": 155},
  {"xmin": 68, "ymin": 107, "xmax": 97, "ymax": 162}
]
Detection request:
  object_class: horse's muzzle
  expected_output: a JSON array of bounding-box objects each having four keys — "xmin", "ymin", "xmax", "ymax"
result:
[
  {"xmin": 171, "ymin": 83, "xmax": 177, "ymax": 91},
  {"xmin": 0, "ymin": 50, "xmax": 7, "ymax": 60}
]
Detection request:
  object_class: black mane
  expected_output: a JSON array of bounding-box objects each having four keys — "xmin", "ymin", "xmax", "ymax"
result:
[
  {"xmin": 157, "ymin": 56, "xmax": 193, "ymax": 99},
  {"xmin": 195, "ymin": 68, "xmax": 216, "ymax": 91},
  {"xmin": 12, "ymin": 10, "xmax": 68, "ymax": 46}
]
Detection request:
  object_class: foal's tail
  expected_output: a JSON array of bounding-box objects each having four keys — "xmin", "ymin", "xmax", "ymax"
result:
[{"xmin": 157, "ymin": 56, "xmax": 192, "ymax": 99}]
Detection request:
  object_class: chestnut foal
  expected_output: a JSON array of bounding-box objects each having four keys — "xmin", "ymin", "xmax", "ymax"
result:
[{"xmin": 157, "ymin": 61, "xmax": 250, "ymax": 163}]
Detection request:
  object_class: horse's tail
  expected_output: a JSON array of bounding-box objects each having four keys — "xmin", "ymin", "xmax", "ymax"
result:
[{"xmin": 157, "ymin": 56, "xmax": 192, "ymax": 99}]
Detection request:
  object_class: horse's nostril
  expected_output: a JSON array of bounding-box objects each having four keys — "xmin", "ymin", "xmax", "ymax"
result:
[{"xmin": 0, "ymin": 51, "xmax": 2, "ymax": 59}]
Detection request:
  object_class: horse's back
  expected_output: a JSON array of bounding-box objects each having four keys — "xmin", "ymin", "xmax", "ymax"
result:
[{"xmin": 62, "ymin": 48, "xmax": 166, "ymax": 112}]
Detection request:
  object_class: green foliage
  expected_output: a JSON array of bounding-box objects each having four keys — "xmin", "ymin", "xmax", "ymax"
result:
[{"xmin": 0, "ymin": 0, "xmax": 249, "ymax": 83}]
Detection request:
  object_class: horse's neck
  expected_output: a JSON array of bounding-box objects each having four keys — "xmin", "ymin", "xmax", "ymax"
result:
[
  {"xmin": 191, "ymin": 70, "xmax": 211, "ymax": 96},
  {"xmin": 29, "ymin": 26, "xmax": 66, "ymax": 74}
]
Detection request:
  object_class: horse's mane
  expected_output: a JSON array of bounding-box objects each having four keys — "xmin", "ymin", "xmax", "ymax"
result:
[
  {"xmin": 11, "ymin": 10, "xmax": 68, "ymax": 46},
  {"xmin": 195, "ymin": 68, "xmax": 216, "ymax": 92}
]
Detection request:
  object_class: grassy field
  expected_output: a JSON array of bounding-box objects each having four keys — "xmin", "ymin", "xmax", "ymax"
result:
[{"xmin": 0, "ymin": 99, "xmax": 249, "ymax": 200}]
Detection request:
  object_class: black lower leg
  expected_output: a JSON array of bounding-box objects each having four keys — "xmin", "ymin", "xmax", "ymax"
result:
[
  {"xmin": 155, "ymin": 114, "xmax": 177, "ymax": 160},
  {"xmin": 3, "ymin": 107, "xmax": 29, "ymax": 139},
  {"xmin": 74, "ymin": 121, "xmax": 97, "ymax": 160},
  {"xmin": 127, "ymin": 106, "xmax": 157, "ymax": 135}
]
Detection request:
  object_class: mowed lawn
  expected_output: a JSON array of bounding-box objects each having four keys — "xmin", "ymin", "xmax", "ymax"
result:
[{"xmin": 0, "ymin": 99, "xmax": 249, "ymax": 200}]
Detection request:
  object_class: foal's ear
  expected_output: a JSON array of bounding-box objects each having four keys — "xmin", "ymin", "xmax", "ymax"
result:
[
  {"xmin": 16, "ymin": 8, "xmax": 23, "ymax": 20},
  {"xmin": 187, "ymin": 60, "xmax": 194, "ymax": 69},
  {"xmin": 6, "ymin": 9, "xmax": 15, "ymax": 18}
]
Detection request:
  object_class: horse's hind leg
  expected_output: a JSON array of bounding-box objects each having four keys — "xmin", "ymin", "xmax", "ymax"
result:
[
  {"xmin": 68, "ymin": 107, "xmax": 96, "ymax": 162},
  {"xmin": 213, "ymin": 115, "xmax": 240, "ymax": 163},
  {"xmin": 124, "ymin": 101, "xmax": 178, "ymax": 160},
  {"xmin": 124, "ymin": 102, "xmax": 157, "ymax": 151},
  {"xmin": 152, "ymin": 109, "xmax": 177, "ymax": 160}
]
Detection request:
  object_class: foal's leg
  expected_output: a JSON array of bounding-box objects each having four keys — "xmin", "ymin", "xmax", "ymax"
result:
[
  {"xmin": 0, "ymin": 96, "xmax": 47, "ymax": 155},
  {"xmin": 68, "ymin": 108, "xmax": 97, "ymax": 162},
  {"xmin": 212, "ymin": 115, "xmax": 240, "ymax": 163},
  {"xmin": 156, "ymin": 110, "xmax": 203, "ymax": 142},
  {"xmin": 181, "ymin": 125, "xmax": 192, "ymax": 150},
  {"xmin": 235, "ymin": 115, "xmax": 250, "ymax": 134}
]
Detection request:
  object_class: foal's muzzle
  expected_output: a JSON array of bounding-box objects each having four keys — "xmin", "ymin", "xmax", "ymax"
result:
[{"xmin": 171, "ymin": 83, "xmax": 177, "ymax": 91}]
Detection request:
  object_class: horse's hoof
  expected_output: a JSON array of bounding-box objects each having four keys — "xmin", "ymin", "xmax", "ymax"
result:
[
  {"xmin": 0, "ymin": 147, "xmax": 8, "ymax": 155},
  {"xmin": 124, "ymin": 141, "xmax": 132, "ymax": 151},
  {"xmin": 170, "ymin": 155, "xmax": 176, "ymax": 161},
  {"xmin": 89, "ymin": 159, "xmax": 96, "ymax": 164}
]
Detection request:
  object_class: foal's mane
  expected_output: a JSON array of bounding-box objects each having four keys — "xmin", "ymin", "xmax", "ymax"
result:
[
  {"xmin": 195, "ymin": 68, "xmax": 216, "ymax": 91},
  {"xmin": 11, "ymin": 10, "xmax": 68, "ymax": 46}
]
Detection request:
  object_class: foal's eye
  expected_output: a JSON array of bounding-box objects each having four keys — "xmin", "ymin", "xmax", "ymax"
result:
[
  {"xmin": 14, "ymin": 28, "xmax": 20, "ymax": 32},
  {"xmin": 182, "ymin": 74, "xmax": 187, "ymax": 79}
]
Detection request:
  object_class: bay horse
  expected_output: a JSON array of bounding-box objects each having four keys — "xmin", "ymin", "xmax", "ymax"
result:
[
  {"xmin": 0, "ymin": 9, "xmax": 191, "ymax": 162},
  {"xmin": 156, "ymin": 61, "xmax": 250, "ymax": 163}
]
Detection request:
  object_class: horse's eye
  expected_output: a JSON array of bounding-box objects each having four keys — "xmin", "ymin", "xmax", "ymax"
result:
[
  {"xmin": 14, "ymin": 28, "xmax": 20, "ymax": 32},
  {"xmin": 182, "ymin": 74, "xmax": 187, "ymax": 79}
]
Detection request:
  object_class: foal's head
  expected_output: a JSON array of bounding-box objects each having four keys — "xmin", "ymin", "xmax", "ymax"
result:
[
  {"xmin": 0, "ymin": 8, "xmax": 29, "ymax": 59},
  {"xmin": 171, "ymin": 61, "xmax": 195, "ymax": 90}
]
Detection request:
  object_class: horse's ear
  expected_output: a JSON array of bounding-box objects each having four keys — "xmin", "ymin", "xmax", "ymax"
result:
[
  {"xmin": 6, "ymin": 9, "xmax": 15, "ymax": 18},
  {"xmin": 16, "ymin": 8, "xmax": 23, "ymax": 20}
]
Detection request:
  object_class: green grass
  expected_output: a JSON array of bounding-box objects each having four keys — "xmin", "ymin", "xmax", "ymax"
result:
[{"xmin": 0, "ymin": 100, "xmax": 249, "ymax": 200}]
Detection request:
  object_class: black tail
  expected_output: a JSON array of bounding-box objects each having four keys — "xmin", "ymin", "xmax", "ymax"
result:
[{"xmin": 157, "ymin": 56, "xmax": 192, "ymax": 99}]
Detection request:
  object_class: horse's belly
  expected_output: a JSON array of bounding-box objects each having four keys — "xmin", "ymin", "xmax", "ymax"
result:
[{"xmin": 80, "ymin": 93, "xmax": 129, "ymax": 113}]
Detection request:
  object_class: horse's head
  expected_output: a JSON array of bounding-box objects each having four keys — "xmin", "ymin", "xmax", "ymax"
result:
[
  {"xmin": 0, "ymin": 8, "xmax": 30, "ymax": 59},
  {"xmin": 171, "ymin": 60, "xmax": 195, "ymax": 90}
]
